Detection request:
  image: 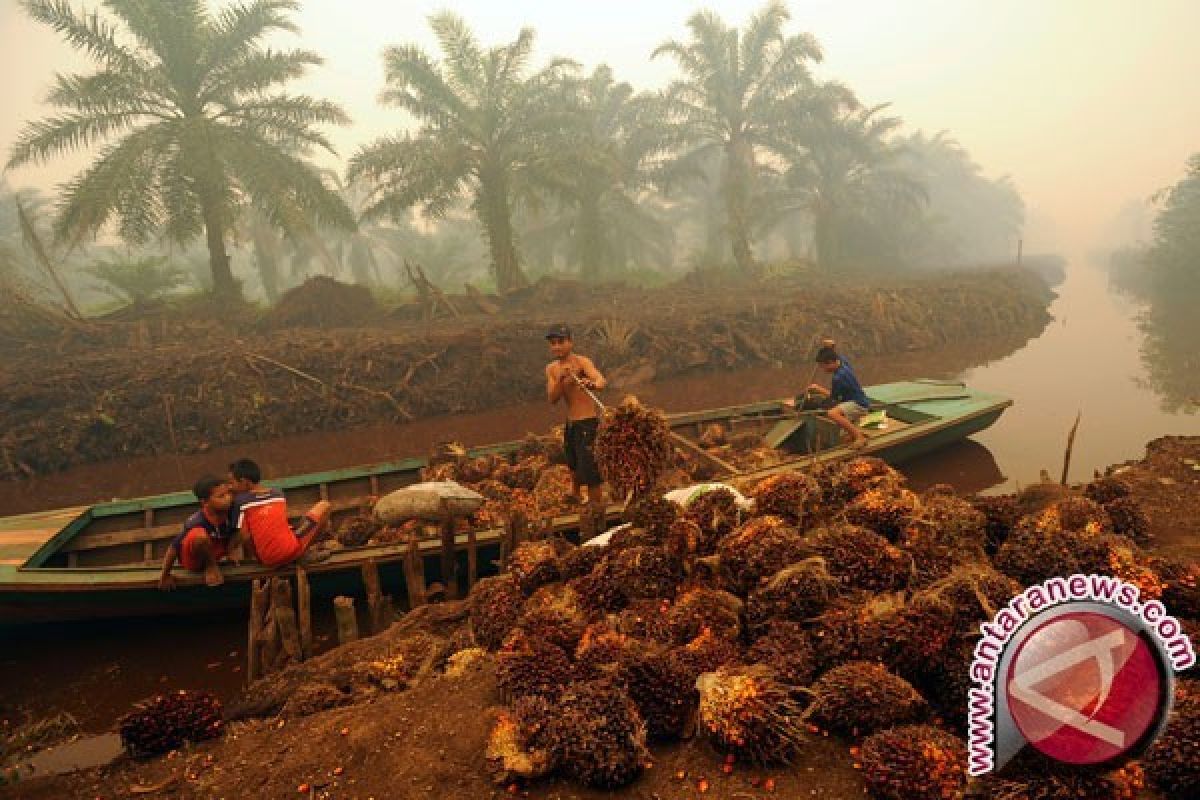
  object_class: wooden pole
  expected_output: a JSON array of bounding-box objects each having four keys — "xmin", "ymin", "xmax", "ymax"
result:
[
  {"xmin": 271, "ymin": 577, "xmax": 303, "ymax": 663},
  {"xmin": 403, "ymin": 537, "xmax": 426, "ymax": 609},
  {"xmin": 247, "ymin": 579, "xmax": 268, "ymax": 682},
  {"xmin": 296, "ymin": 566, "xmax": 313, "ymax": 660},
  {"xmin": 1060, "ymin": 411, "xmax": 1082, "ymax": 486},
  {"xmin": 262, "ymin": 607, "xmax": 281, "ymax": 673},
  {"xmin": 362, "ymin": 558, "xmax": 386, "ymax": 634},
  {"xmin": 439, "ymin": 502, "xmax": 458, "ymax": 600},
  {"xmin": 333, "ymin": 596, "xmax": 359, "ymax": 645},
  {"xmin": 466, "ymin": 527, "xmax": 478, "ymax": 591}
]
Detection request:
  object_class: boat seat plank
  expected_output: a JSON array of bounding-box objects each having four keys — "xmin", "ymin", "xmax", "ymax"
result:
[{"xmin": 62, "ymin": 495, "xmax": 374, "ymax": 552}]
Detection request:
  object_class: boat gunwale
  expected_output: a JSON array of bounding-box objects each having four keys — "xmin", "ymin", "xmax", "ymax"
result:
[{"xmin": 6, "ymin": 385, "xmax": 1011, "ymax": 585}]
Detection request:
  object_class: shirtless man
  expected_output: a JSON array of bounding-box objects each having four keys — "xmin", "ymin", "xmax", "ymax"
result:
[{"xmin": 544, "ymin": 324, "xmax": 608, "ymax": 511}]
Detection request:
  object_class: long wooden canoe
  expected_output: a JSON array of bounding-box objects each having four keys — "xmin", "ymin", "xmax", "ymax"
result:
[{"xmin": 0, "ymin": 381, "xmax": 1009, "ymax": 624}]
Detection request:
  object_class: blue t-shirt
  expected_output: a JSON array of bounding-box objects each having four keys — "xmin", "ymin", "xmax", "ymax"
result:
[{"xmin": 830, "ymin": 362, "xmax": 870, "ymax": 409}]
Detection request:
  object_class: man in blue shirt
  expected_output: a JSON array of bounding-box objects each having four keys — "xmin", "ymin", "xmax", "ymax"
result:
[{"xmin": 805, "ymin": 346, "xmax": 870, "ymax": 449}]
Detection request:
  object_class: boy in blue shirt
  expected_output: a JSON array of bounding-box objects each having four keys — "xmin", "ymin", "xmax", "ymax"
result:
[{"xmin": 804, "ymin": 346, "xmax": 870, "ymax": 449}]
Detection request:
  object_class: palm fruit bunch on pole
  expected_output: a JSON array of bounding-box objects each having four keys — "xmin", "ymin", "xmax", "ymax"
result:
[
  {"xmin": 807, "ymin": 523, "xmax": 910, "ymax": 592},
  {"xmin": 470, "ymin": 574, "xmax": 525, "ymax": 650},
  {"xmin": 696, "ymin": 665, "xmax": 809, "ymax": 765},
  {"xmin": 544, "ymin": 680, "xmax": 650, "ymax": 789},
  {"xmin": 717, "ymin": 515, "xmax": 808, "ymax": 595},
  {"xmin": 746, "ymin": 558, "xmax": 841, "ymax": 637},
  {"xmin": 495, "ymin": 629, "xmax": 573, "ymax": 703},
  {"xmin": 748, "ymin": 472, "xmax": 822, "ymax": 528},
  {"xmin": 118, "ymin": 690, "xmax": 224, "ymax": 756},
  {"xmin": 859, "ymin": 724, "xmax": 967, "ymax": 800},
  {"xmin": 594, "ymin": 397, "xmax": 673, "ymax": 498},
  {"xmin": 845, "ymin": 487, "xmax": 922, "ymax": 542},
  {"xmin": 806, "ymin": 661, "xmax": 930, "ymax": 738}
]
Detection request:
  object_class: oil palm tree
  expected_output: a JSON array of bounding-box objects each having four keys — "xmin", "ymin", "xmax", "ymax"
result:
[
  {"xmin": 784, "ymin": 104, "xmax": 927, "ymax": 269},
  {"xmin": 653, "ymin": 1, "xmax": 824, "ymax": 273},
  {"xmin": 348, "ymin": 12, "xmax": 576, "ymax": 293},
  {"xmin": 531, "ymin": 66, "xmax": 676, "ymax": 278},
  {"xmin": 6, "ymin": 0, "xmax": 355, "ymax": 299}
]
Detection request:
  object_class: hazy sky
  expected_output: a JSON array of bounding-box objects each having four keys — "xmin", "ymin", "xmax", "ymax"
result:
[{"xmin": 2, "ymin": 0, "xmax": 1198, "ymax": 255}]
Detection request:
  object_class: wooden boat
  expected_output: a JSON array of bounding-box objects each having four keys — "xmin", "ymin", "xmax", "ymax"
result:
[{"xmin": 0, "ymin": 381, "xmax": 1009, "ymax": 624}]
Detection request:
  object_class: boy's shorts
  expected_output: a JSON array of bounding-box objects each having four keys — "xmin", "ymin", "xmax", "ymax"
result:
[
  {"xmin": 179, "ymin": 529, "xmax": 227, "ymax": 572},
  {"xmin": 563, "ymin": 417, "xmax": 603, "ymax": 487},
  {"xmin": 832, "ymin": 401, "xmax": 868, "ymax": 423}
]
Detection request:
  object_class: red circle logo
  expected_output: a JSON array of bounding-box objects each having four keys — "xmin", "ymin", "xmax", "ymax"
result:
[{"xmin": 1005, "ymin": 611, "xmax": 1165, "ymax": 765}]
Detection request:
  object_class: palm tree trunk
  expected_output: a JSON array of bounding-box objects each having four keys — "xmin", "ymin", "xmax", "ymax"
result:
[
  {"xmin": 477, "ymin": 169, "xmax": 528, "ymax": 293},
  {"xmin": 250, "ymin": 225, "xmax": 281, "ymax": 303},
  {"xmin": 724, "ymin": 138, "xmax": 755, "ymax": 274},
  {"xmin": 814, "ymin": 204, "xmax": 836, "ymax": 270},
  {"xmin": 200, "ymin": 195, "xmax": 237, "ymax": 298},
  {"xmin": 578, "ymin": 197, "xmax": 605, "ymax": 281}
]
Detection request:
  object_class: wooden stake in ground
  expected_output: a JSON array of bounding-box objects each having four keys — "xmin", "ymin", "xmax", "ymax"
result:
[
  {"xmin": 271, "ymin": 577, "xmax": 303, "ymax": 663},
  {"xmin": 403, "ymin": 536, "xmax": 426, "ymax": 610},
  {"xmin": 296, "ymin": 566, "xmax": 313, "ymax": 660},
  {"xmin": 466, "ymin": 527, "xmax": 478, "ymax": 591},
  {"xmin": 333, "ymin": 595, "xmax": 359, "ymax": 645},
  {"xmin": 1061, "ymin": 411, "xmax": 1082, "ymax": 486},
  {"xmin": 362, "ymin": 558, "xmax": 387, "ymax": 634},
  {"xmin": 247, "ymin": 579, "xmax": 269, "ymax": 682}
]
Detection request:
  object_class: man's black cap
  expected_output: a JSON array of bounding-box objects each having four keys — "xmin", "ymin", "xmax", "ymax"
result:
[
  {"xmin": 815, "ymin": 346, "xmax": 839, "ymax": 364},
  {"xmin": 545, "ymin": 323, "xmax": 571, "ymax": 340}
]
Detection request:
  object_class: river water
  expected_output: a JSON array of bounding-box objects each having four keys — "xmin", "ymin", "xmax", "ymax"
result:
[{"xmin": 2, "ymin": 262, "xmax": 1198, "ymax": 741}]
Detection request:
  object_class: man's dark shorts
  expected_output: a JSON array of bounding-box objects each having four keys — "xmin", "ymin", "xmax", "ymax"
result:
[{"xmin": 563, "ymin": 417, "xmax": 603, "ymax": 487}]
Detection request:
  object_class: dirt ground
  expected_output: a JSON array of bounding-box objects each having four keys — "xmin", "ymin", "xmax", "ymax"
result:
[
  {"xmin": 0, "ymin": 268, "xmax": 1053, "ymax": 478},
  {"xmin": 6, "ymin": 436, "xmax": 1197, "ymax": 800}
]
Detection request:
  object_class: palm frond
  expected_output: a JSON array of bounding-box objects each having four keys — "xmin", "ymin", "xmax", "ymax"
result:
[
  {"xmin": 20, "ymin": 0, "xmax": 144, "ymax": 71},
  {"xmin": 205, "ymin": 0, "xmax": 300, "ymax": 69}
]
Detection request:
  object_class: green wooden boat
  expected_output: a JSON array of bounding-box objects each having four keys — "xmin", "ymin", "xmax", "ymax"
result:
[{"xmin": 0, "ymin": 381, "xmax": 1009, "ymax": 624}]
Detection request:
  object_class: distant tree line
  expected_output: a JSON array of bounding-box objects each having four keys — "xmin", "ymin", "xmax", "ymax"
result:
[
  {"xmin": 5, "ymin": 0, "xmax": 1025, "ymax": 306},
  {"xmin": 1107, "ymin": 154, "xmax": 1200, "ymax": 412}
]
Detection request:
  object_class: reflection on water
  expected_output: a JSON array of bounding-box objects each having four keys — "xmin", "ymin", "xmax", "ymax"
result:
[
  {"xmin": 956, "ymin": 263, "xmax": 1200, "ymax": 491},
  {"xmin": 1138, "ymin": 294, "xmax": 1200, "ymax": 414}
]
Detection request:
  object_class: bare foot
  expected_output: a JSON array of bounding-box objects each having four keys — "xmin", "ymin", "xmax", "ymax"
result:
[{"xmin": 204, "ymin": 564, "xmax": 225, "ymax": 587}]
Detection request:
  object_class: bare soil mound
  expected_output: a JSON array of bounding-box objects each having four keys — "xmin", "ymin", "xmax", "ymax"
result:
[{"xmin": 264, "ymin": 276, "xmax": 383, "ymax": 329}]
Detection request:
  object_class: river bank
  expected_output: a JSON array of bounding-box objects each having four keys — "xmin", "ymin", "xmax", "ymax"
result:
[
  {"xmin": 0, "ymin": 268, "xmax": 1052, "ymax": 480},
  {"xmin": 4, "ymin": 434, "xmax": 1197, "ymax": 799}
]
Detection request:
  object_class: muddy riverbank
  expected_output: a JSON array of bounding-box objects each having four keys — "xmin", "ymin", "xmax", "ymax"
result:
[{"xmin": 0, "ymin": 268, "xmax": 1052, "ymax": 480}]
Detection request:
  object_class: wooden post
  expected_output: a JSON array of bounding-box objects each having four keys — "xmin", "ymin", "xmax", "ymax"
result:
[
  {"xmin": 271, "ymin": 577, "xmax": 303, "ymax": 663},
  {"xmin": 1060, "ymin": 411, "xmax": 1082, "ymax": 486},
  {"xmin": 466, "ymin": 528, "xmax": 478, "ymax": 591},
  {"xmin": 403, "ymin": 537, "xmax": 426, "ymax": 609},
  {"xmin": 362, "ymin": 558, "xmax": 386, "ymax": 634},
  {"xmin": 333, "ymin": 595, "xmax": 359, "ymax": 645},
  {"xmin": 247, "ymin": 579, "xmax": 269, "ymax": 682},
  {"xmin": 439, "ymin": 503, "xmax": 458, "ymax": 600},
  {"xmin": 296, "ymin": 566, "xmax": 313, "ymax": 661},
  {"xmin": 262, "ymin": 606, "xmax": 281, "ymax": 673}
]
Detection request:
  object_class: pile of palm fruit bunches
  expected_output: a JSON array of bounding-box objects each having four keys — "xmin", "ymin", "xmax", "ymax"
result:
[
  {"xmin": 333, "ymin": 396, "xmax": 777, "ymax": 548},
  {"xmin": 456, "ymin": 404, "xmax": 1198, "ymax": 798}
]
